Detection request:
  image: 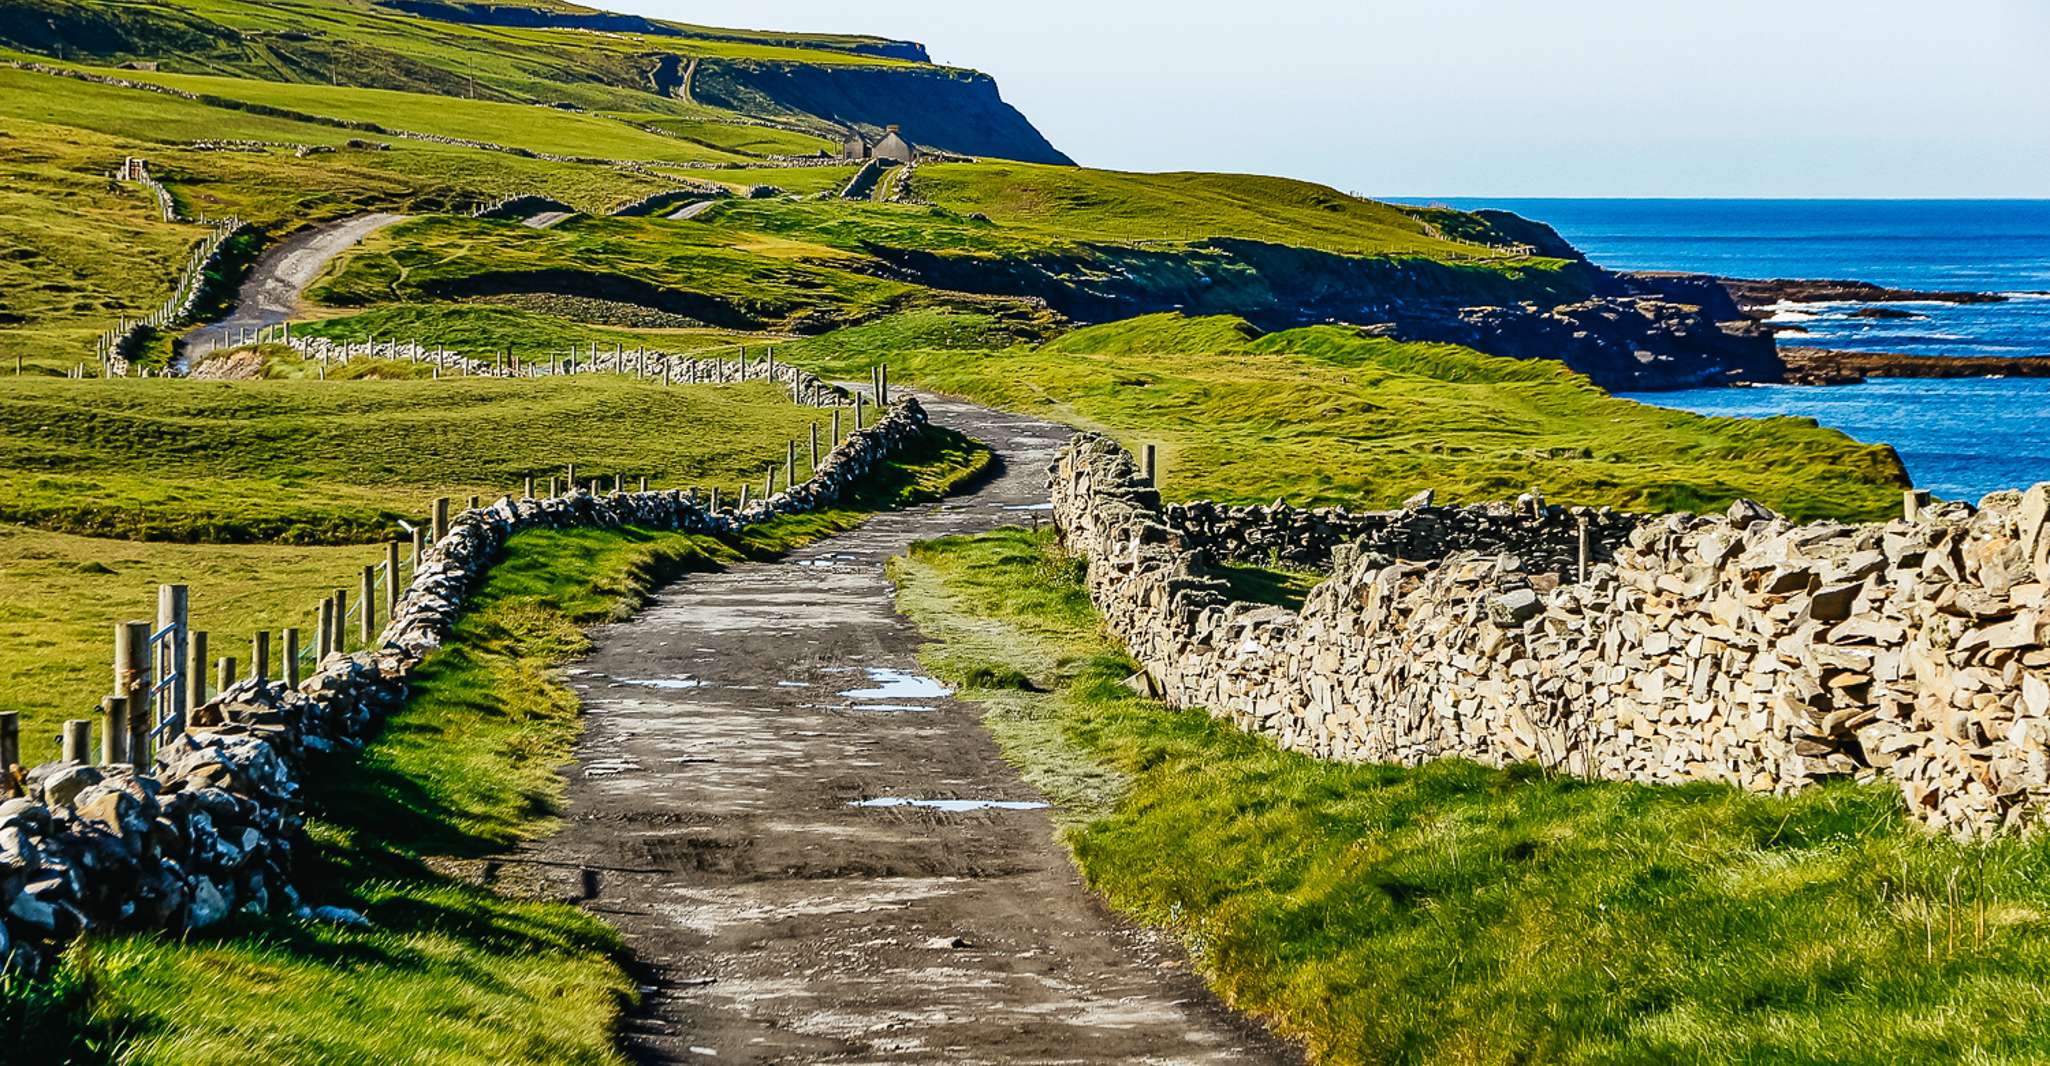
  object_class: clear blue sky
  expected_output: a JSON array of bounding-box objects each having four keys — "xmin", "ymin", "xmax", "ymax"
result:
[{"xmin": 620, "ymin": 0, "xmax": 2048, "ymax": 198}]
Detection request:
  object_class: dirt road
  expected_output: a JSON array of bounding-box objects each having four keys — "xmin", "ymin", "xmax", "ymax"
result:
[{"xmin": 509, "ymin": 396, "xmax": 1297, "ymax": 1064}]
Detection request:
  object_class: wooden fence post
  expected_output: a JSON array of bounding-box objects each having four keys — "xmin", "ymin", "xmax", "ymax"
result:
[
  {"xmin": 524, "ymin": 476, "xmax": 534, "ymax": 499},
  {"xmin": 119, "ymin": 620, "xmax": 150, "ymax": 766},
  {"xmin": 1142, "ymin": 444, "xmax": 1158, "ymax": 487},
  {"xmin": 217, "ymin": 655, "xmax": 237, "ymax": 692},
  {"xmin": 252, "ymin": 630, "xmax": 270, "ymax": 684},
  {"xmin": 0, "ymin": 712, "xmax": 19, "ymax": 786},
  {"xmin": 186, "ymin": 629, "xmax": 208, "ymax": 715},
  {"xmin": 764, "ymin": 465, "xmax": 775, "ymax": 499},
  {"xmin": 361, "ymin": 565, "xmax": 377, "ymax": 644},
  {"xmin": 1577, "ymin": 515, "xmax": 1591, "ymax": 583},
  {"xmin": 855, "ymin": 393, "xmax": 865, "ymax": 430},
  {"xmin": 283, "ymin": 627, "xmax": 301, "ymax": 688},
  {"xmin": 786, "ymin": 441, "xmax": 796, "ymax": 487},
  {"xmin": 100, "ymin": 696, "xmax": 126, "ymax": 766},
  {"xmin": 317, "ymin": 598, "xmax": 335, "ymax": 660},
  {"xmin": 387, "ymin": 542, "xmax": 402, "ymax": 611},
  {"xmin": 833, "ymin": 407, "xmax": 842, "ymax": 442},
  {"xmin": 411, "ymin": 526, "xmax": 425, "ymax": 568},
  {"xmin": 639, "ymin": 475, "xmax": 648, "ymax": 493},
  {"xmin": 63, "ymin": 720, "xmax": 91, "ymax": 764},
  {"xmin": 157, "ymin": 584, "xmax": 188, "ymax": 742},
  {"xmin": 810, "ymin": 423, "xmax": 820, "ymax": 470},
  {"xmin": 547, "ymin": 476, "xmax": 560, "ymax": 497},
  {"xmin": 431, "ymin": 497, "xmax": 450, "ymax": 543},
  {"xmin": 333, "ymin": 588, "xmax": 348, "ymax": 653}
]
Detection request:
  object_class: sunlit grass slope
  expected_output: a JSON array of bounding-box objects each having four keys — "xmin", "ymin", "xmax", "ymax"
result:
[{"xmin": 788, "ymin": 310, "xmax": 1906, "ymax": 521}]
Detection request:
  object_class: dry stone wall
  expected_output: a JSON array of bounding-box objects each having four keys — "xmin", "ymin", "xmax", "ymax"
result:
[
  {"xmin": 1051, "ymin": 432, "xmax": 2050, "ymax": 838},
  {"xmin": 1163, "ymin": 497, "xmax": 1641, "ymax": 574},
  {"xmin": 0, "ymin": 398, "xmax": 933, "ymax": 971}
]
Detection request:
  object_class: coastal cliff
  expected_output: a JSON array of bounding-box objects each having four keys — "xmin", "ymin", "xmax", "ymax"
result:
[
  {"xmin": 868, "ymin": 230, "xmax": 1781, "ymax": 390},
  {"xmin": 690, "ymin": 60, "xmax": 1072, "ymax": 165}
]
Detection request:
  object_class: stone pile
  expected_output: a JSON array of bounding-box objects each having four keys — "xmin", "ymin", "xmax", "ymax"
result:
[
  {"xmin": 1163, "ymin": 496, "xmax": 1641, "ymax": 573},
  {"xmin": 1, "ymin": 397, "xmax": 932, "ymax": 971},
  {"xmin": 1051, "ymin": 432, "xmax": 2050, "ymax": 838}
]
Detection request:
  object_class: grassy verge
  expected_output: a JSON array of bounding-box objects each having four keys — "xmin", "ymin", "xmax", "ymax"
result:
[
  {"xmin": 892, "ymin": 526, "xmax": 2050, "ymax": 1065},
  {"xmin": 11, "ymin": 427, "xmax": 988, "ymax": 1064}
]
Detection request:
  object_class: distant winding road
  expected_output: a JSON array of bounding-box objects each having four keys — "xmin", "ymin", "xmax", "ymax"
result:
[{"xmin": 176, "ymin": 211, "xmax": 405, "ymax": 360}]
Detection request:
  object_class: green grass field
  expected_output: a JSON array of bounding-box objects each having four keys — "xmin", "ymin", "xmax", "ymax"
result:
[
  {"xmin": 789, "ymin": 311, "xmax": 1908, "ymax": 521},
  {"xmin": 894, "ymin": 526, "xmax": 2050, "ymax": 1066},
  {"xmin": 910, "ymin": 162, "xmax": 1542, "ymax": 259},
  {"xmin": 0, "ymin": 376, "xmax": 836, "ymax": 541},
  {"xmin": 0, "ymin": 375, "xmax": 849, "ymax": 767}
]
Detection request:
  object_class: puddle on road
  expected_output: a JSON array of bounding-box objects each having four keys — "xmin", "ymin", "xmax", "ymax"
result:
[
  {"xmin": 849, "ymin": 798, "xmax": 1050, "ymax": 812},
  {"xmin": 838, "ymin": 668, "xmax": 952, "ymax": 701},
  {"xmin": 615, "ymin": 676, "xmax": 703, "ymax": 690}
]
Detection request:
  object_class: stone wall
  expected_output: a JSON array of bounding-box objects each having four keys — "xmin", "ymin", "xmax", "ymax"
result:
[
  {"xmin": 1162, "ymin": 496, "xmax": 1642, "ymax": 574},
  {"xmin": 0, "ymin": 397, "xmax": 933, "ymax": 971},
  {"xmin": 1051, "ymin": 433, "xmax": 2050, "ymax": 839},
  {"xmin": 104, "ymin": 216, "xmax": 248, "ymax": 376}
]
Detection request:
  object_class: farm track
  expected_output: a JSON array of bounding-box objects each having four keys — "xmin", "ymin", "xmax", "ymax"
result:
[{"xmin": 176, "ymin": 212, "xmax": 405, "ymax": 360}]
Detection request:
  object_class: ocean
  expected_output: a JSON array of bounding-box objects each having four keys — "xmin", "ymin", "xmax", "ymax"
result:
[{"xmin": 1402, "ymin": 198, "xmax": 2050, "ymax": 501}]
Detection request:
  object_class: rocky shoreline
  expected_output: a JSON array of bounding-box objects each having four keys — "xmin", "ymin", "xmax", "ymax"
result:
[
  {"xmin": 1780, "ymin": 346, "xmax": 2050, "ymax": 386},
  {"xmin": 1638, "ymin": 272, "xmax": 2013, "ymax": 309},
  {"xmin": 1622, "ymin": 269, "xmax": 2043, "ymax": 388}
]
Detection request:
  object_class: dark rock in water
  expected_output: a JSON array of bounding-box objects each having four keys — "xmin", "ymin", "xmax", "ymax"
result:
[
  {"xmin": 1652, "ymin": 273, "xmax": 2008, "ymax": 308},
  {"xmin": 1781, "ymin": 346, "xmax": 2050, "ymax": 385},
  {"xmin": 1849, "ymin": 307, "xmax": 1926, "ymax": 320}
]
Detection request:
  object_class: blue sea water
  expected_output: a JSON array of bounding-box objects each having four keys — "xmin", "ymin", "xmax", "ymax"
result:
[
  {"xmin": 1414, "ymin": 198, "xmax": 2050, "ymax": 359},
  {"xmin": 1397, "ymin": 198, "xmax": 2050, "ymax": 500}
]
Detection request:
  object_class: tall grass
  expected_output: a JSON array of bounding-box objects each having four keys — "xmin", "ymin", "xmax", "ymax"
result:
[{"xmin": 894, "ymin": 526, "xmax": 2050, "ymax": 1065}]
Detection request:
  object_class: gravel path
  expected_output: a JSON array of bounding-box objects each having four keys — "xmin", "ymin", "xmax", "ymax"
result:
[
  {"xmin": 175, "ymin": 212, "xmax": 404, "ymax": 360},
  {"xmin": 503, "ymin": 396, "xmax": 1298, "ymax": 1065}
]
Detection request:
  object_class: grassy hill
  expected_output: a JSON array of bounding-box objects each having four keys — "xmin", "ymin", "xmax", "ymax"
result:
[{"xmin": 0, "ymin": 0, "xmax": 1066, "ymax": 160}]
